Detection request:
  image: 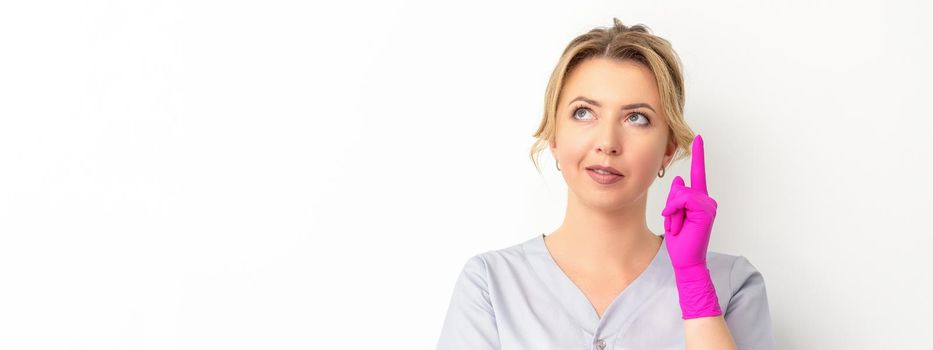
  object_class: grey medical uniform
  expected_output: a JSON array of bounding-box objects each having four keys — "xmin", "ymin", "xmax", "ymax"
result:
[{"xmin": 436, "ymin": 233, "xmax": 776, "ymax": 350}]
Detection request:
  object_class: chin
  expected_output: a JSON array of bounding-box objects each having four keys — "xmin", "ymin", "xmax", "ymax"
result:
[{"xmin": 573, "ymin": 186, "xmax": 632, "ymax": 208}]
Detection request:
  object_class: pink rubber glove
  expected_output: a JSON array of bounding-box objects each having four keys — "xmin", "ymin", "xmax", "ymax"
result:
[{"xmin": 661, "ymin": 134, "xmax": 722, "ymax": 320}]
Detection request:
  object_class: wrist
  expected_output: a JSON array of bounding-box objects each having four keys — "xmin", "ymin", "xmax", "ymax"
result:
[{"xmin": 673, "ymin": 263, "xmax": 722, "ymax": 319}]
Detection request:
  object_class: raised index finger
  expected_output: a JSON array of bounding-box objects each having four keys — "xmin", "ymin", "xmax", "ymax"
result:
[{"xmin": 690, "ymin": 134, "xmax": 708, "ymax": 195}]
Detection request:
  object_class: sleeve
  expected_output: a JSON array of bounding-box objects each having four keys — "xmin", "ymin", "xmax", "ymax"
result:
[
  {"xmin": 724, "ymin": 256, "xmax": 778, "ymax": 350},
  {"xmin": 435, "ymin": 254, "xmax": 501, "ymax": 350}
]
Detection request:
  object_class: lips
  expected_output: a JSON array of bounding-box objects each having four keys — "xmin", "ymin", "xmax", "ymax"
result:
[
  {"xmin": 587, "ymin": 169, "xmax": 624, "ymax": 184},
  {"xmin": 585, "ymin": 165, "xmax": 623, "ymax": 176}
]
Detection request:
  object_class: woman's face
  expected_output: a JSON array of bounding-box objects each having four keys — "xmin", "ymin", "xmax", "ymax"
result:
[{"xmin": 550, "ymin": 57, "xmax": 676, "ymax": 210}]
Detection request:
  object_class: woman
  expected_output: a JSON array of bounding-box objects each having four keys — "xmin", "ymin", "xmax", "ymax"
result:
[{"xmin": 436, "ymin": 18, "xmax": 776, "ymax": 350}]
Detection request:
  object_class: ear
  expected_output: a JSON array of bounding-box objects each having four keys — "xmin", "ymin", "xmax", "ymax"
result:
[{"xmin": 662, "ymin": 137, "xmax": 676, "ymax": 169}]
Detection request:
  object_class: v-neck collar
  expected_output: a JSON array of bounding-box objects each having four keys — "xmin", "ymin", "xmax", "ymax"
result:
[{"xmin": 522, "ymin": 232, "xmax": 673, "ymax": 339}]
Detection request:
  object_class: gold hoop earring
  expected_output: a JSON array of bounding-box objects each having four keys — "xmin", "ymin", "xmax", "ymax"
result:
[{"xmin": 658, "ymin": 167, "xmax": 665, "ymax": 178}]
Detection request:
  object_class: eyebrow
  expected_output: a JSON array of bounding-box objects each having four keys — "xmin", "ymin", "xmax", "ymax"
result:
[{"xmin": 568, "ymin": 96, "xmax": 656, "ymax": 113}]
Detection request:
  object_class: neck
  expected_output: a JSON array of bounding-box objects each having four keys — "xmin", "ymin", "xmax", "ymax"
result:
[{"xmin": 546, "ymin": 189, "xmax": 662, "ymax": 274}]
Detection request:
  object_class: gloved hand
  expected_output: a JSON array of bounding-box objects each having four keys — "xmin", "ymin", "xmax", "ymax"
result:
[{"xmin": 661, "ymin": 134, "xmax": 722, "ymax": 320}]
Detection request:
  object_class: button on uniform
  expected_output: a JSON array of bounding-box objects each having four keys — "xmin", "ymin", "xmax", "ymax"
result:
[{"xmin": 595, "ymin": 338, "xmax": 606, "ymax": 349}]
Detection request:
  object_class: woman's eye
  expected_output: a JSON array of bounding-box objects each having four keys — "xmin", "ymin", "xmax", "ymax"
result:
[
  {"xmin": 572, "ymin": 107, "xmax": 593, "ymax": 120},
  {"xmin": 627, "ymin": 112, "xmax": 650, "ymax": 126},
  {"xmin": 573, "ymin": 106, "xmax": 651, "ymax": 127}
]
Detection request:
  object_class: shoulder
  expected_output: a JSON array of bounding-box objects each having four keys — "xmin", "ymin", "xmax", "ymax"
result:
[
  {"xmin": 707, "ymin": 251, "xmax": 762, "ymax": 276},
  {"xmin": 454, "ymin": 235, "xmax": 538, "ymax": 281},
  {"xmin": 464, "ymin": 234, "xmax": 538, "ymax": 265},
  {"xmin": 705, "ymin": 251, "xmax": 768, "ymax": 299}
]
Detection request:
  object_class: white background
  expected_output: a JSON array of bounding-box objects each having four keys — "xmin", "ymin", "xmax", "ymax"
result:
[{"xmin": 1, "ymin": 0, "xmax": 931, "ymax": 349}]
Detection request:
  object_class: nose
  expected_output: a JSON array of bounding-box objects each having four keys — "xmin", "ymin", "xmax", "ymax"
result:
[
  {"xmin": 597, "ymin": 144, "xmax": 619, "ymax": 155},
  {"xmin": 595, "ymin": 123, "xmax": 621, "ymax": 155}
]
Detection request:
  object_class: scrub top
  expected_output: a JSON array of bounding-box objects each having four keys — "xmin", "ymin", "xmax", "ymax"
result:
[{"xmin": 436, "ymin": 233, "xmax": 777, "ymax": 350}]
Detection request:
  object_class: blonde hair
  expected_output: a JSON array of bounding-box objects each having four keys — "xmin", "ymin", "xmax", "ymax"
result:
[{"xmin": 529, "ymin": 18, "xmax": 695, "ymax": 174}]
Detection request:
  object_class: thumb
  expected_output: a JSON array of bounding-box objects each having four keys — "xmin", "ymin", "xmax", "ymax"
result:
[{"xmin": 673, "ymin": 175, "xmax": 686, "ymax": 189}]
